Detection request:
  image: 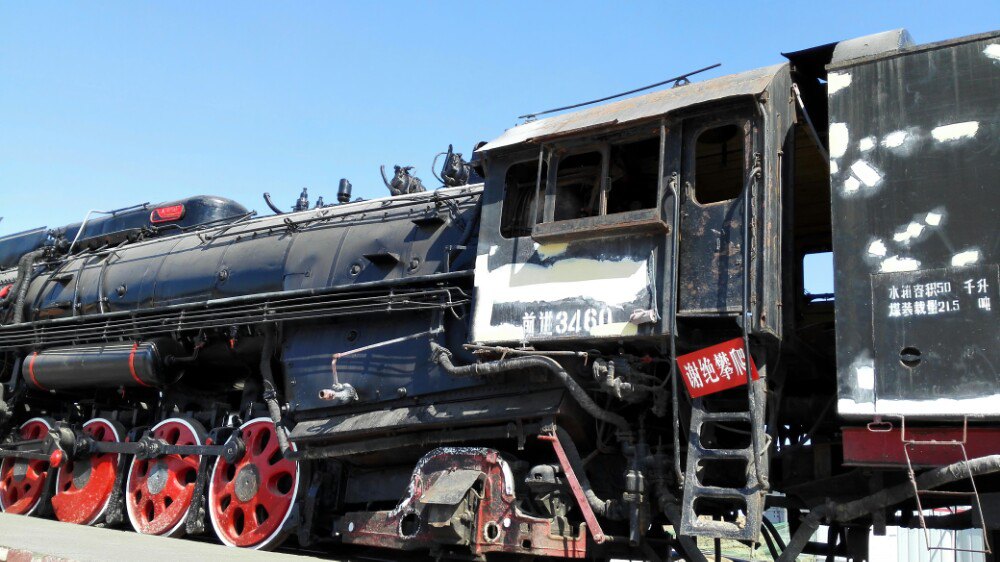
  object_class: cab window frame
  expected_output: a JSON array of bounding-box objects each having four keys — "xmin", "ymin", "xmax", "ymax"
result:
[
  {"xmin": 519, "ymin": 126, "xmax": 667, "ymax": 241},
  {"xmin": 498, "ymin": 153, "xmax": 548, "ymax": 239},
  {"xmin": 685, "ymin": 116, "xmax": 752, "ymax": 207}
]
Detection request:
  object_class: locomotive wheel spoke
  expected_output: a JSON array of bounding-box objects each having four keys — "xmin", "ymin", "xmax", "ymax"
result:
[
  {"xmin": 51, "ymin": 418, "xmax": 125, "ymax": 526},
  {"xmin": 208, "ymin": 418, "xmax": 301, "ymax": 550},
  {"xmin": 125, "ymin": 418, "xmax": 206, "ymax": 537},
  {"xmin": 0, "ymin": 418, "xmax": 55, "ymax": 516}
]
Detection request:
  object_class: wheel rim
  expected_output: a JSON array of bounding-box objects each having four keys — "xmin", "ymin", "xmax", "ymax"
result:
[
  {"xmin": 208, "ymin": 418, "xmax": 300, "ymax": 549},
  {"xmin": 125, "ymin": 418, "xmax": 205, "ymax": 536},
  {"xmin": 52, "ymin": 418, "xmax": 123, "ymax": 525},
  {"xmin": 0, "ymin": 418, "xmax": 54, "ymax": 515}
]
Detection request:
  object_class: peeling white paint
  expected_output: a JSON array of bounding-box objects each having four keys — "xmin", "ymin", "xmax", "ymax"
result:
[
  {"xmin": 932, "ymin": 121, "xmax": 979, "ymax": 143},
  {"xmin": 951, "ymin": 249, "xmax": 981, "ymax": 267},
  {"xmin": 859, "ymin": 136, "xmax": 876, "ymax": 152},
  {"xmin": 843, "ymin": 176, "xmax": 861, "ymax": 193},
  {"xmin": 985, "ymin": 43, "xmax": 1000, "ymax": 62},
  {"xmin": 924, "ymin": 211, "xmax": 943, "ymax": 226},
  {"xmin": 387, "ymin": 447, "xmax": 515, "ymax": 519},
  {"xmin": 488, "ymin": 245, "xmax": 498, "ymax": 256},
  {"xmin": 856, "ymin": 365, "xmax": 875, "ymax": 390},
  {"xmin": 880, "ymin": 255, "xmax": 920, "ymax": 273},
  {"xmin": 588, "ymin": 322, "xmax": 638, "ymax": 337},
  {"xmin": 848, "ymin": 353, "xmax": 876, "ymax": 392},
  {"xmin": 881, "ymin": 130, "xmax": 909, "ymax": 148},
  {"xmin": 827, "ymin": 71, "xmax": 852, "ymax": 94},
  {"xmin": 843, "ymin": 395, "xmax": 1000, "ymax": 416},
  {"xmin": 534, "ymin": 242, "xmax": 568, "ymax": 259},
  {"xmin": 829, "ymin": 160, "xmax": 839, "ymax": 174},
  {"xmin": 838, "ymin": 398, "xmax": 875, "ymax": 415},
  {"xmin": 472, "ymin": 254, "xmax": 650, "ymax": 342},
  {"xmin": 867, "ymin": 239, "xmax": 887, "ymax": 258},
  {"xmin": 829, "ymin": 123, "xmax": 849, "ymax": 159},
  {"xmin": 849, "ymin": 160, "xmax": 882, "ymax": 187},
  {"xmin": 893, "ymin": 222, "xmax": 925, "ymax": 243}
]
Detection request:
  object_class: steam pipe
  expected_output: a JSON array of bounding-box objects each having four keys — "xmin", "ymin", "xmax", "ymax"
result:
[
  {"xmin": 648, "ymin": 453, "xmax": 708, "ymax": 562},
  {"xmin": 0, "ymin": 249, "xmax": 47, "ymax": 325},
  {"xmin": 777, "ymin": 455, "xmax": 1000, "ymax": 561},
  {"xmin": 259, "ymin": 325, "xmax": 292, "ymax": 455},
  {"xmin": 263, "ymin": 192, "xmax": 285, "ymax": 215},
  {"xmin": 430, "ymin": 342, "xmax": 630, "ymax": 432},
  {"xmin": 553, "ymin": 425, "xmax": 626, "ymax": 520}
]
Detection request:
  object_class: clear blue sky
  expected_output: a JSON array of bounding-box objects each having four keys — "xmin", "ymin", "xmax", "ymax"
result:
[{"xmin": 1, "ymin": 1, "xmax": 996, "ymax": 242}]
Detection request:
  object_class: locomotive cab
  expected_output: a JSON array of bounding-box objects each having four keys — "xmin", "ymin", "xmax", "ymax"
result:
[{"xmin": 473, "ymin": 64, "xmax": 794, "ymax": 354}]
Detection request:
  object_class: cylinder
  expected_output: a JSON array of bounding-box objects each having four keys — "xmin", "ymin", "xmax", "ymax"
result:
[{"xmin": 23, "ymin": 339, "xmax": 183, "ymax": 391}]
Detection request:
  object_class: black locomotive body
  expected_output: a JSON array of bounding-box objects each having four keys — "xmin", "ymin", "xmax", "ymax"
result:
[{"xmin": 0, "ymin": 29, "xmax": 998, "ymax": 561}]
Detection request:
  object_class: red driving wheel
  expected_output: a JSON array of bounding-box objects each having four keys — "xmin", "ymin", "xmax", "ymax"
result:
[
  {"xmin": 0, "ymin": 418, "xmax": 55, "ymax": 515},
  {"xmin": 208, "ymin": 418, "xmax": 301, "ymax": 549},
  {"xmin": 125, "ymin": 418, "xmax": 206, "ymax": 536},
  {"xmin": 51, "ymin": 418, "xmax": 124, "ymax": 525}
]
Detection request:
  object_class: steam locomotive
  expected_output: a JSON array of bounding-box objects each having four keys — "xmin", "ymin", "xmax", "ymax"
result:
[{"xmin": 0, "ymin": 29, "xmax": 998, "ymax": 561}]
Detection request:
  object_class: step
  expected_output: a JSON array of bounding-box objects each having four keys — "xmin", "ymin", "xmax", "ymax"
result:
[
  {"xmin": 689, "ymin": 445, "xmax": 754, "ymax": 459},
  {"xmin": 686, "ymin": 485, "xmax": 759, "ymax": 499},
  {"xmin": 696, "ymin": 411, "xmax": 752, "ymax": 423}
]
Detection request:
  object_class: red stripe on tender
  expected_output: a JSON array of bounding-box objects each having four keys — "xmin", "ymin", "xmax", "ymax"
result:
[
  {"xmin": 27, "ymin": 352, "xmax": 47, "ymax": 391},
  {"xmin": 843, "ymin": 426, "xmax": 1000, "ymax": 467},
  {"xmin": 128, "ymin": 343, "xmax": 151, "ymax": 388}
]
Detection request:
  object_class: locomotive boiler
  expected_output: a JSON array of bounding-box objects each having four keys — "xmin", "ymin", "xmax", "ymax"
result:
[{"xmin": 0, "ymin": 28, "xmax": 998, "ymax": 561}]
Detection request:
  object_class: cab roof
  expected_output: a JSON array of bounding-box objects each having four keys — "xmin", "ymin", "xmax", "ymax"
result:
[{"xmin": 477, "ymin": 63, "xmax": 785, "ymax": 154}]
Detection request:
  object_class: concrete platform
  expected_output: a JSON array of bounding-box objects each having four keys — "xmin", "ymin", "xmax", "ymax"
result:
[{"xmin": 0, "ymin": 514, "xmax": 332, "ymax": 562}]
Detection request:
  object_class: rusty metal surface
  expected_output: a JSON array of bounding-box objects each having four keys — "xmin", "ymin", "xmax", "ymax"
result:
[
  {"xmin": 341, "ymin": 447, "xmax": 587, "ymax": 558},
  {"xmin": 538, "ymin": 433, "xmax": 607, "ymax": 544},
  {"xmin": 420, "ymin": 468, "xmax": 482, "ymax": 505},
  {"xmin": 477, "ymin": 64, "xmax": 784, "ymax": 154},
  {"xmin": 530, "ymin": 208, "xmax": 669, "ymax": 243},
  {"xmin": 843, "ymin": 426, "xmax": 1000, "ymax": 468}
]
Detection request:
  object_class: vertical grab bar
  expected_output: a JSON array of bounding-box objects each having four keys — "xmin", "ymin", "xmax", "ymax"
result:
[
  {"xmin": 661, "ymin": 117, "xmax": 686, "ymax": 485},
  {"xmin": 742, "ymin": 153, "xmax": 768, "ymax": 490}
]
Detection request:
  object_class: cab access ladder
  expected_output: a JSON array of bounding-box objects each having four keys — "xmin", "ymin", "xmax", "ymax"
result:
[
  {"xmin": 679, "ymin": 158, "xmax": 769, "ymax": 542},
  {"xmin": 679, "ymin": 378, "xmax": 769, "ymax": 541}
]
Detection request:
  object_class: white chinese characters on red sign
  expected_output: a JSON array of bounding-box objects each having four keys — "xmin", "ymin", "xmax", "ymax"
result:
[{"xmin": 676, "ymin": 338, "xmax": 760, "ymax": 398}]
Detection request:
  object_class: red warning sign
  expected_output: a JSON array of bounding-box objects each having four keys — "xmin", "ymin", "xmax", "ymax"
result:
[{"xmin": 676, "ymin": 337, "xmax": 759, "ymax": 398}]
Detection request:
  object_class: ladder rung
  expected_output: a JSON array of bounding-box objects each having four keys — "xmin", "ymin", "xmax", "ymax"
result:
[
  {"xmin": 688, "ymin": 485, "xmax": 755, "ymax": 499},
  {"xmin": 692, "ymin": 446, "xmax": 752, "ymax": 459},
  {"xmin": 681, "ymin": 385, "xmax": 768, "ymax": 543},
  {"xmin": 918, "ymin": 490, "xmax": 977, "ymax": 497},
  {"xmin": 698, "ymin": 411, "xmax": 752, "ymax": 423},
  {"xmin": 687, "ymin": 519, "xmax": 746, "ymax": 532}
]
